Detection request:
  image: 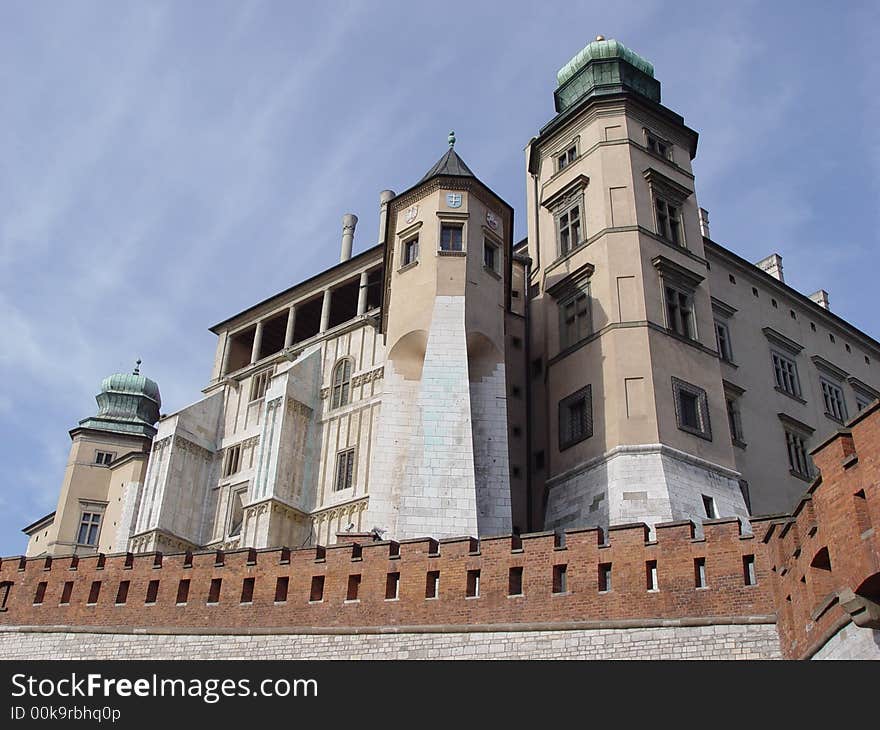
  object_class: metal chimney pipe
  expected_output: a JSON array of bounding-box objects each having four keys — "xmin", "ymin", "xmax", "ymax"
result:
[
  {"xmin": 378, "ymin": 190, "xmax": 395, "ymax": 245},
  {"xmin": 340, "ymin": 213, "xmax": 358, "ymax": 262}
]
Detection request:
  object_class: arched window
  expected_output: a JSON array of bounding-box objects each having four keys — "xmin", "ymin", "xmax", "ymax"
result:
[{"xmin": 331, "ymin": 359, "xmax": 353, "ymax": 409}]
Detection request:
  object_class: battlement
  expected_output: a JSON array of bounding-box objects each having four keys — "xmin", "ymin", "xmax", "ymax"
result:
[
  {"xmin": 764, "ymin": 401, "xmax": 880, "ymax": 658},
  {"xmin": 0, "ymin": 518, "xmax": 774, "ymax": 632}
]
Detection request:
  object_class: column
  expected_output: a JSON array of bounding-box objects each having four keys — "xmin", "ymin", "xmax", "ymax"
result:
[
  {"xmin": 357, "ymin": 271, "xmax": 369, "ymax": 315},
  {"xmin": 220, "ymin": 333, "xmax": 232, "ymax": 377},
  {"xmin": 250, "ymin": 321, "xmax": 263, "ymax": 364},
  {"xmin": 284, "ymin": 304, "xmax": 297, "ymax": 348},
  {"xmin": 319, "ymin": 289, "xmax": 332, "ymax": 333}
]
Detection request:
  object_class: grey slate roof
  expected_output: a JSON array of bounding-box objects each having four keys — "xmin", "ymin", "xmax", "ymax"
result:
[{"xmin": 420, "ymin": 148, "xmax": 475, "ymax": 181}]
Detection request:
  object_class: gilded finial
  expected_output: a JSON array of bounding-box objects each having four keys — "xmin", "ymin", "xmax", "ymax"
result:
[
  {"xmin": 596, "ymin": 35, "xmax": 605, "ymax": 41},
  {"xmin": 133, "ymin": 358, "xmax": 141, "ymax": 375},
  {"xmin": 448, "ymin": 130, "xmax": 455, "ymax": 148}
]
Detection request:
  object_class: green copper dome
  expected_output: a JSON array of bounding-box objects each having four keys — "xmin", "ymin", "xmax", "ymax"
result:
[
  {"xmin": 553, "ymin": 36, "xmax": 660, "ymax": 114},
  {"xmin": 78, "ymin": 360, "xmax": 161, "ymax": 438},
  {"xmin": 557, "ymin": 37, "xmax": 654, "ymax": 87}
]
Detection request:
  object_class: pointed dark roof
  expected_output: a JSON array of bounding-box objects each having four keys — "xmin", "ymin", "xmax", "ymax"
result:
[{"xmin": 420, "ymin": 148, "xmax": 475, "ymax": 182}]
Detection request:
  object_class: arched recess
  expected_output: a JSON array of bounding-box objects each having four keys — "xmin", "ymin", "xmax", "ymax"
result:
[
  {"xmin": 467, "ymin": 331, "xmax": 503, "ymax": 383},
  {"xmin": 0, "ymin": 581, "xmax": 12, "ymax": 612},
  {"xmin": 388, "ymin": 330, "xmax": 428, "ymax": 381}
]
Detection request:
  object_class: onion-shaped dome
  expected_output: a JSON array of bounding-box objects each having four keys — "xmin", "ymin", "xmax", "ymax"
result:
[{"xmin": 78, "ymin": 360, "xmax": 161, "ymax": 438}]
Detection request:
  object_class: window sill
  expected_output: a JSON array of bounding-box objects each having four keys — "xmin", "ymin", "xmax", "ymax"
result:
[
  {"xmin": 552, "ymin": 591, "xmax": 570, "ymax": 597},
  {"xmin": 559, "ymin": 433, "xmax": 593, "ymax": 452},
  {"xmin": 507, "ymin": 594, "xmax": 524, "ymax": 599},
  {"xmin": 308, "ymin": 599, "xmax": 324, "ymax": 605},
  {"xmin": 437, "ymin": 249, "xmax": 466, "ymax": 257},
  {"xmin": 206, "ymin": 602, "xmax": 219, "ymax": 607},
  {"xmin": 695, "ymin": 586, "xmax": 710, "ymax": 591},
  {"xmin": 824, "ymin": 412, "xmax": 846, "ymax": 425},
  {"xmin": 676, "ymin": 424, "xmax": 713, "ymax": 442},
  {"xmin": 775, "ymin": 387, "xmax": 807, "ymax": 405},
  {"xmin": 483, "ymin": 265, "xmax": 501, "ymax": 279},
  {"xmin": 465, "ymin": 595, "xmax": 480, "ymax": 600},
  {"xmin": 720, "ymin": 358, "xmax": 738, "ymax": 369},
  {"xmin": 732, "ymin": 439, "xmax": 747, "ymax": 450},
  {"xmin": 176, "ymin": 602, "xmax": 188, "ymax": 607},
  {"xmin": 344, "ymin": 599, "xmax": 360, "ymax": 605},
  {"xmin": 398, "ymin": 260, "xmax": 419, "ymax": 274},
  {"xmin": 789, "ymin": 469, "xmax": 813, "ymax": 483}
]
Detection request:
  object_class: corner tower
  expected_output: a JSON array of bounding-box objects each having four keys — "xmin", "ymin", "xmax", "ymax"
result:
[
  {"xmin": 368, "ymin": 134, "xmax": 515, "ymax": 540},
  {"xmin": 526, "ymin": 38, "xmax": 749, "ymax": 531}
]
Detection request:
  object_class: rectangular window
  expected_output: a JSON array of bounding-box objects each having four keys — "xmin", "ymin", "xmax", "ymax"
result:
[
  {"xmin": 309, "ymin": 575, "xmax": 324, "ymax": 602},
  {"xmin": 466, "ymin": 569, "xmax": 480, "ymax": 598},
  {"xmin": 77, "ymin": 512, "xmax": 101, "ymax": 546},
  {"xmin": 743, "ymin": 555, "xmax": 757, "ymax": 586},
  {"xmin": 655, "ymin": 197, "xmax": 683, "ymax": 246},
  {"xmin": 334, "ymin": 448, "xmax": 355, "ymax": 491},
  {"xmin": 145, "ymin": 579, "xmax": 159, "ymax": 604},
  {"xmin": 274, "ymin": 576, "xmax": 289, "ymax": 603},
  {"xmin": 665, "ymin": 285, "xmax": 695, "ymax": 339},
  {"xmin": 556, "ymin": 143, "xmax": 577, "ymax": 171},
  {"xmin": 346, "ymin": 574, "xmax": 361, "ymax": 601},
  {"xmin": 385, "ymin": 572, "xmax": 400, "ymax": 600},
  {"xmin": 223, "ymin": 444, "xmax": 242, "ymax": 478},
  {"xmin": 785, "ymin": 429, "xmax": 812, "ymax": 479},
  {"xmin": 440, "ymin": 224, "xmax": 463, "ymax": 252},
  {"xmin": 94, "ymin": 451, "xmax": 114, "ymax": 466},
  {"xmin": 557, "ymin": 203, "xmax": 582, "ymax": 256},
  {"xmin": 857, "ymin": 395, "xmax": 872, "ymax": 412},
  {"xmin": 820, "ymin": 379, "xmax": 847, "ymax": 422},
  {"xmin": 553, "ymin": 564, "xmax": 568, "ymax": 594},
  {"xmin": 598, "ymin": 563, "xmax": 612, "ymax": 593},
  {"xmin": 115, "ymin": 580, "xmax": 129, "ymax": 605},
  {"xmin": 694, "ymin": 558, "xmax": 707, "ymax": 588},
  {"xmin": 207, "ymin": 578, "xmax": 222, "ymax": 604},
  {"xmin": 726, "ymin": 397, "xmax": 744, "ymax": 444},
  {"xmin": 33, "ymin": 582, "xmax": 47, "ymax": 605},
  {"xmin": 402, "ymin": 236, "xmax": 419, "ymax": 266},
  {"xmin": 60, "ymin": 581, "xmax": 73, "ymax": 605},
  {"xmin": 87, "ymin": 581, "xmax": 101, "ymax": 605},
  {"xmin": 702, "ymin": 495, "xmax": 717, "ymax": 519},
  {"xmin": 483, "ymin": 238, "xmax": 499, "ymax": 272},
  {"xmin": 250, "ymin": 369, "xmax": 272, "ymax": 401},
  {"xmin": 559, "ymin": 385, "xmax": 593, "ymax": 450},
  {"xmin": 646, "ymin": 132, "xmax": 672, "ymax": 160},
  {"xmin": 426, "ymin": 571, "xmax": 440, "ymax": 599},
  {"xmin": 646, "ymin": 560, "xmax": 658, "ymax": 591},
  {"xmin": 715, "ymin": 320, "xmax": 733, "ymax": 362},
  {"xmin": 508, "ymin": 567, "xmax": 523, "ymax": 596},
  {"xmin": 772, "ymin": 352, "xmax": 801, "ymax": 398},
  {"xmin": 240, "ymin": 577, "xmax": 255, "ymax": 604},
  {"xmin": 672, "ymin": 378, "xmax": 712, "ymax": 440},
  {"xmin": 176, "ymin": 579, "xmax": 190, "ymax": 605},
  {"xmin": 559, "ymin": 287, "xmax": 591, "ymax": 349}
]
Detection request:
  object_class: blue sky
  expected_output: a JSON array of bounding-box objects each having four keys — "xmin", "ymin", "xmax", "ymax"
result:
[{"xmin": 1, "ymin": 1, "xmax": 877, "ymax": 556}]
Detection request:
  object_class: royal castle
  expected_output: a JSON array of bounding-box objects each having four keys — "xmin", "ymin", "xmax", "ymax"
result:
[{"xmin": 5, "ymin": 37, "xmax": 879, "ymax": 661}]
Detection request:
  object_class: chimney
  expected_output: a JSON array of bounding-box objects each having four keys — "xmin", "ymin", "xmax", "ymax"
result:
[
  {"xmin": 756, "ymin": 253, "xmax": 785, "ymax": 283},
  {"xmin": 698, "ymin": 208, "xmax": 710, "ymax": 239},
  {"xmin": 378, "ymin": 189, "xmax": 395, "ymax": 245},
  {"xmin": 340, "ymin": 213, "xmax": 358, "ymax": 263},
  {"xmin": 809, "ymin": 290, "xmax": 831, "ymax": 310}
]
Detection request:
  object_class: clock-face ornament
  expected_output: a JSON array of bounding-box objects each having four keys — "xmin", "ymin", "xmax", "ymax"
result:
[
  {"xmin": 404, "ymin": 205, "xmax": 419, "ymax": 224},
  {"xmin": 486, "ymin": 211, "xmax": 499, "ymax": 230},
  {"xmin": 446, "ymin": 193, "xmax": 462, "ymax": 208}
]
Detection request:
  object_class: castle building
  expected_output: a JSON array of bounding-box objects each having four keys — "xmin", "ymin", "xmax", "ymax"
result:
[{"xmin": 22, "ymin": 37, "xmax": 880, "ymax": 559}]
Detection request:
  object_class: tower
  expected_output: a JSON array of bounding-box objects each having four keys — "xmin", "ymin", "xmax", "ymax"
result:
[
  {"xmin": 367, "ymin": 134, "xmax": 516, "ymax": 540},
  {"xmin": 526, "ymin": 38, "xmax": 749, "ymax": 531},
  {"xmin": 24, "ymin": 362, "xmax": 161, "ymax": 556}
]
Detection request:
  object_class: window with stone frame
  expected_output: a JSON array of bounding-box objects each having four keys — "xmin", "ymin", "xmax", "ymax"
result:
[
  {"xmin": 556, "ymin": 142, "xmax": 578, "ymax": 172},
  {"xmin": 726, "ymin": 394, "xmax": 745, "ymax": 447},
  {"xmin": 227, "ymin": 488, "xmax": 246, "ymax": 537},
  {"xmin": 784, "ymin": 428, "xmax": 812, "ymax": 480},
  {"xmin": 672, "ymin": 377, "xmax": 712, "ymax": 440},
  {"xmin": 223, "ymin": 444, "xmax": 242, "ymax": 477},
  {"xmin": 440, "ymin": 224, "xmax": 463, "ymax": 252},
  {"xmin": 249, "ymin": 367, "xmax": 273, "ymax": 401},
  {"xmin": 483, "ymin": 237, "xmax": 500, "ymax": 273},
  {"xmin": 555, "ymin": 198, "xmax": 583, "ymax": 257},
  {"xmin": 643, "ymin": 167, "xmax": 692, "ymax": 250},
  {"xmin": 94, "ymin": 450, "xmax": 115, "ymax": 466},
  {"xmin": 334, "ymin": 448, "xmax": 355, "ymax": 492},
  {"xmin": 665, "ymin": 284, "xmax": 696, "ymax": 340},
  {"xmin": 558, "ymin": 385, "xmax": 593, "ymax": 450},
  {"xmin": 558, "ymin": 283, "xmax": 591, "ymax": 350},
  {"xmin": 820, "ymin": 378, "xmax": 847, "ymax": 423},
  {"xmin": 77, "ymin": 512, "xmax": 102, "ymax": 546},
  {"xmin": 402, "ymin": 235, "xmax": 419, "ymax": 267},
  {"xmin": 331, "ymin": 359, "xmax": 353, "ymax": 409},
  {"xmin": 715, "ymin": 320, "xmax": 734, "ymax": 363},
  {"xmin": 772, "ymin": 352, "xmax": 801, "ymax": 398},
  {"xmin": 645, "ymin": 130, "xmax": 673, "ymax": 161}
]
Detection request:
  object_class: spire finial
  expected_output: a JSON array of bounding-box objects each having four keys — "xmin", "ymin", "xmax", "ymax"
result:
[
  {"xmin": 448, "ymin": 130, "xmax": 455, "ymax": 148},
  {"xmin": 133, "ymin": 358, "xmax": 141, "ymax": 375}
]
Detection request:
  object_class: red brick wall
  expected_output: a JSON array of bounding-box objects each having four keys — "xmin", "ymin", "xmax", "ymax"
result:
[
  {"xmin": 765, "ymin": 402, "xmax": 880, "ymax": 658},
  {"xmin": 0, "ymin": 519, "xmax": 774, "ymax": 631}
]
